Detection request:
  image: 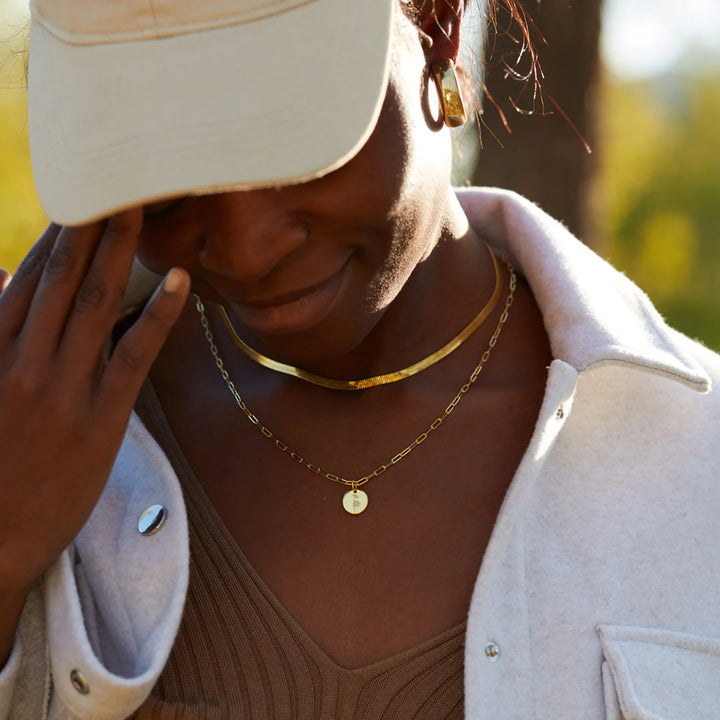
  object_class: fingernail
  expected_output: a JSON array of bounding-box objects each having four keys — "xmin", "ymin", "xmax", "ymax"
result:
[{"xmin": 163, "ymin": 268, "xmax": 186, "ymax": 294}]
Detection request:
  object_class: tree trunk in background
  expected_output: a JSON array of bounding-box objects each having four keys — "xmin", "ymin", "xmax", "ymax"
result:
[{"xmin": 471, "ymin": 0, "xmax": 602, "ymax": 244}]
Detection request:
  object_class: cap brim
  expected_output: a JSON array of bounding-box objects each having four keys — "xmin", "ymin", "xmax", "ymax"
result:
[{"xmin": 28, "ymin": 0, "xmax": 395, "ymax": 225}]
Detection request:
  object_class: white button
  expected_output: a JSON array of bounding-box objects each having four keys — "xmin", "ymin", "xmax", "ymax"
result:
[
  {"xmin": 70, "ymin": 668, "xmax": 90, "ymax": 694},
  {"xmin": 138, "ymin": 504, "xmax": 167, "ymax": 535},
  {"xmin": 485, "ymin": 640, "xmax": 500, "ymax": 662}
]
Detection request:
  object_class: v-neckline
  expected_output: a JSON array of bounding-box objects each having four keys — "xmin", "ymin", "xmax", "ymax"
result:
[{"xmin": 137, "ymin": 379, "xmax": 467, "ymax": 674}]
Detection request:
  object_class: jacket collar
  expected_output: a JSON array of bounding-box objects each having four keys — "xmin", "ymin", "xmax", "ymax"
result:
[{"xmin": 457, "ymin": 187, "xmax": 710, "ymax": 393}]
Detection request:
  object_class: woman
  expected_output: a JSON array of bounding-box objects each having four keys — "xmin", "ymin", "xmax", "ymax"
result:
[{"xmin": 1, "ymin": 0, "xmax": 719, "ymax": 717}]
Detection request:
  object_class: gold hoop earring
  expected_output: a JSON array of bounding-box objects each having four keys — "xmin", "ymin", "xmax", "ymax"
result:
[{"xmin": 430, "ymin": 58, "xmax": 467, "ymax": 128}]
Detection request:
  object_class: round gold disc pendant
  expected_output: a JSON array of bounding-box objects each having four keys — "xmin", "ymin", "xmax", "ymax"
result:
[{"xmin": 342, "ymin": 489, "xmax": 369, "ymax": 515}]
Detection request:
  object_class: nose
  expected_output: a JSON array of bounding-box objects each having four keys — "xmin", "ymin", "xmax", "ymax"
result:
[{"xmin": 199, "ymin": 189, "xmax": 309, "ymax": 282}]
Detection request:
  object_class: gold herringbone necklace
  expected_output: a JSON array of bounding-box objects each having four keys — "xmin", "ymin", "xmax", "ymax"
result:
[
  {"xmin": 216, "ymin": 243, "xmax": 502, "ymax": 390},
  {"xmin": 195, "ymin": 259, "xmax": 515, "ymax": 515}
]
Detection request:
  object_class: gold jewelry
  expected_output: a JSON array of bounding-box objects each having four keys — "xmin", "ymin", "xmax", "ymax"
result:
[
  {"xmin": 217, "ymin": 244, "xmax": 502, "ymax": 390},
  {"xmin": 430, "ymin": 58, "xmax": 467, "ymax": 128},
  {"xmin": 194, "ymin": 260, "xmax": 516, "ymax": 515}
]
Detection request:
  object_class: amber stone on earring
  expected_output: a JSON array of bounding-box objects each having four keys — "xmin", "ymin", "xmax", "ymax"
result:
[
  {"xmin": 431, "ymin": 59, "xmax": 467, "ymax": 128},
  {"xmin": 442, "ymin": 88, "xmax": 466, "ymax": 126}
]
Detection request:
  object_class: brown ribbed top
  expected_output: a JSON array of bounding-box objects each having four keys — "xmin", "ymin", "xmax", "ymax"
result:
[{"xmin": 131, "ymin": 383, "xmax": 466, "ymax": 719}]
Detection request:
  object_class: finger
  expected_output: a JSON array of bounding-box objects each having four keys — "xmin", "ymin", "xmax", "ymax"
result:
[
  {"xmin": 0, "ymin": 224, "xmax": 60, "ymax": 338},
  {"xmin": 0, "ymin": 270, "xmax": 11, "ymax": 292},
  {"xmin": 58, "ymin": 209, "xmax": 144, "ymax": 378},
  {"xmin": 18, "ymin": 220, "xmax": 105, "ymax": 357},
  {"xmin": 98, "ymin": 268, "xmax": 189, "ymax": 419}
]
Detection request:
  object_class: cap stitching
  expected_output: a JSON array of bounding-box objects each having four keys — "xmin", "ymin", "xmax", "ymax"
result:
[{"xmin": 32, "ymin": 0, "xmax": 316, "ymax": 45}]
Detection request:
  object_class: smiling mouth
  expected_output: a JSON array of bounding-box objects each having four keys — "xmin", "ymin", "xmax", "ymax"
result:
[
  {"xmin": 242, "ymin": 274, "xmax": 340, "ymax": 308},
  {"xmin": 226, "ymin": 260, "xmax": 351, "ymax": 335}
]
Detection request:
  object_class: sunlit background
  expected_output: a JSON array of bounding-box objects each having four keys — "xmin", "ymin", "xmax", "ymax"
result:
[
  {"xmin": 599, "ymin": 0, "xmax": 720, "ymax": 348},
  {"xmin": 1, "ymin": 0, "xmax": 719, "ymax": 346},
  {"xmin": 602, "ymin": 0, "xmax": 720, "ymax": 79}
]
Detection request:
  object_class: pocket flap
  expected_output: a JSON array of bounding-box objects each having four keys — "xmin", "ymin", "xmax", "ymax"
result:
[{"xmin": 598, "ymin": 624, "xmax": 720, "ymax": 720}]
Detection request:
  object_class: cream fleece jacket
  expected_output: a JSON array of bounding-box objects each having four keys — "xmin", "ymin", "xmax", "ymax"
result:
[{"xmin": 1, "ymin": 188, "xmax": 719, "ymax": 720}]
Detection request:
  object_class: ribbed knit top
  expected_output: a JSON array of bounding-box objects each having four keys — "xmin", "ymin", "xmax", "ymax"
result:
[{"xmin": 131, "ymin": 383, "xmax": 466, "ymax": 719}]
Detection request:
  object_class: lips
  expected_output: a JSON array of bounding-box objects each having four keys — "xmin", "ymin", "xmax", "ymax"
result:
[{"xmin": 226, "ymin": 259, "xmax": 351, "ymax": 335}]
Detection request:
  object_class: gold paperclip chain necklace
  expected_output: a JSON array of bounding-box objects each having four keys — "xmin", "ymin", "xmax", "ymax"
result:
[{"xmin": 195, "ymin": 259, "xmax": 516, "ymax": 515}]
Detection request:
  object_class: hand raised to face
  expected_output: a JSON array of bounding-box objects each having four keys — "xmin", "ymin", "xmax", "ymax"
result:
[{"xmin": 0, "ymin": 210, "xmax": 189, "ymax": 600}]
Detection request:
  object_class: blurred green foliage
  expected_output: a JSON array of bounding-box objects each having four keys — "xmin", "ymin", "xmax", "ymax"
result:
[{"xmin": 599, "ymin": 74, "xmax": 720, "ymax": 350}]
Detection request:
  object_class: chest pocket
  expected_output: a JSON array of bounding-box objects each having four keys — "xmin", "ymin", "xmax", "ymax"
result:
[{"xmin": 598, "ymin": 624, "xmax": 720, "ymax": 720}]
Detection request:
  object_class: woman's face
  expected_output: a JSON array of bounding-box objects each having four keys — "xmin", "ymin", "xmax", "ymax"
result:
[{"xmin": 136, "ymin": 10, "xmax": 460, "ymax": 366}]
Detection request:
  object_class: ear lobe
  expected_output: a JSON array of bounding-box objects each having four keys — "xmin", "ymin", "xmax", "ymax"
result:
[{"xmin": 417, "ymin": 0, "xmax": 465, "ymax": 62}]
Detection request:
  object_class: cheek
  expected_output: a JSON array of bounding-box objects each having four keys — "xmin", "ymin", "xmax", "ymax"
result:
[
  {"xmin": 355, "ymin": 88, "xmax": 411, "ymax": 211},
  {"xmin": 136, "ymin": 216, "xmax": 205, "ymax": 275},
  {"xmin": 136, "ymin": 237, "xmax": 178, "ymax": 275}
]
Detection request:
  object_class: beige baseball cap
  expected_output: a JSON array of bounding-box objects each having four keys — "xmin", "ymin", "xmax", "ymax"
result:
[{"xmin": 28, "ymin": 0, "xmax": 395, "ymax": 225}]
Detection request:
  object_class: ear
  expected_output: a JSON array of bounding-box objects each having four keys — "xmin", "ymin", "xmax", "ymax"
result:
[{"xmin": 414, "ymin": 0, "xmax": 465, "ymax": 62}]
